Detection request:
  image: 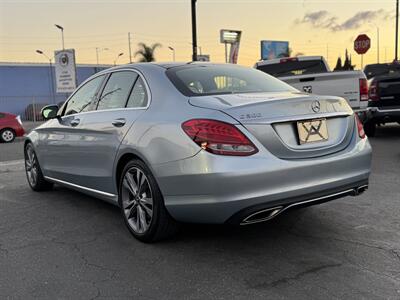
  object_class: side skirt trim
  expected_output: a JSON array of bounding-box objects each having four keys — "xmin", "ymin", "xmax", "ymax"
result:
[{"xmin": 44, "ymin": 176, "xmax": 118, "ymax": 204}]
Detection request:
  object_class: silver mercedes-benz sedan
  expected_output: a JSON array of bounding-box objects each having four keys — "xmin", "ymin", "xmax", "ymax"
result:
[{"xmin": 25, "ymin": 63, "xmax": 372, "ymax": 242}]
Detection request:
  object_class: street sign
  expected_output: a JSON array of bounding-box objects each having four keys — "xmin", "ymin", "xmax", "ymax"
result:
[
  {"xmin": 354, "ymin": 34, "xmax": 371, "ymax": 55},
  {"xmin": 220, "ymin": 29, "xmax": 242, "ymax": 64},
  {"xmin": 54, "ymin": 49, "xmax": 77, "ymax": 93},
  {"xmin": 220, "ymin": 29, "xmax": 241, "ymax": 44}
]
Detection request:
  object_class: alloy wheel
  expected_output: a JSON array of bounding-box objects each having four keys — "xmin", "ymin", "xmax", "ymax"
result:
[
  {"xmin": 25, "ymin": 145, "xmax": 38, "ymax": 187},
  {"xmin": 121, "ymin": 167, "xmax": 154, "ymax": 234},
  {"xmin": 2, "ymin": 130, "xmax": 15, "ymax": 142}
]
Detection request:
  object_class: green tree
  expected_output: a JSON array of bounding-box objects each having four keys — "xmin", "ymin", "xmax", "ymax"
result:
[
  {"xmin": 134, "ymin": 42, "xmax": 162, "ymax": 62},
  {"xmin": 342, "ymin": 49, "xmax": 355, "ymax": 70},
  {"xmin": 334, "ymin": 57, "xmax": 343, "ymax": 71}
]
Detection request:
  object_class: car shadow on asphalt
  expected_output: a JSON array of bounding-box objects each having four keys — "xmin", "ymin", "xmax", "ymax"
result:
[
  {"xmin": 50, "ymin": 184, "xmax": 328, "ymax": 246},
  {"xmin": 371, "ymin": 124, "xmax": 400, "ymax": 140}
]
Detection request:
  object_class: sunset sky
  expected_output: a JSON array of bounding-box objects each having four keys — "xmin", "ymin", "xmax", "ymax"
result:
[{"xmin": 0, "ymin": 0, "xmax": 397, "ymax": 69}]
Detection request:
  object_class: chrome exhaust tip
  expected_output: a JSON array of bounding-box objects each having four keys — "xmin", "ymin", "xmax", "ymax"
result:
[
  {"xmin": 351, "ymin": 185, "xmax": 368, "ymax": 196},
  {"xmin": 240, "ymin": 206, "xmax": 283, "ymax": 225}
]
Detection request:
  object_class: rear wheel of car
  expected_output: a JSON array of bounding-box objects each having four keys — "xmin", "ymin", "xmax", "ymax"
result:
[
  {"xmin": 0, "ymin": 128, "xmax": 16, "ymax": 143},
  {"xmin": 119, "ymin": 159, "xmax": 179, "ymax": 242},
  {"xmin": 24, "ymin": 143, "xmax": 53, "ymax": 191},
  {"xmin": 364, "ymin": 121, "xmax": 376, "ymax": 137}
]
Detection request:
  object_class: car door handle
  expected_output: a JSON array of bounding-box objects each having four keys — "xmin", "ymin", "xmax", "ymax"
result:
[
  {"xmin": 112, "ymin": 118, "xmax": 126, "ymax": 127},
  {"xmin": 70, "ymin": 119, "xmax": 80, "ymax": 127}
]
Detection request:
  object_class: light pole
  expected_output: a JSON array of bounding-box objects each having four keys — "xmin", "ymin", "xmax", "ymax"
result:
[
  {"xmin": 396, "ymin": 0, "xmax": 399, "ymax": 61},
  {"xmin": 191, "ymin": 0, "xmax": 198, "ymax": 61},
  {"xmin": 96, "ymin": 47, "xmax": 109, "ymax": 66},
  {"xmin": 128, "ymin": 32, "xmax": 133, "ymax": 63},
  {"xmin": 54, "ymin": 24, "xmax": 65, "ymax": 50},
  {"xmin": 168, "ymin": 46, "xmax": 176, "ymax": 61},
  {"xmin": 36, "ymin": 50, "xmax": 55, "ymax": 104},
  {"xmin": 369, "ymin": 21, "xmax": 380, "ymax": 63},
  {"xmin": 114, "ymin": 52, "xmax": 124, "ymax": 66}
]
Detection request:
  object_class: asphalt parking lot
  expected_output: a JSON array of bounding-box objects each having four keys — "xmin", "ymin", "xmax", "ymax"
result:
[{"xmin": 0, "ymin": 125, "xmax": 399, "ymax": 299}]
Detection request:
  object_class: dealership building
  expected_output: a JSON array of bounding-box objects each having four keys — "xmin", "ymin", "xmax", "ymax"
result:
[{"xmin": 0, "ymin": 62, "xmax": 111, "ymax": 119}]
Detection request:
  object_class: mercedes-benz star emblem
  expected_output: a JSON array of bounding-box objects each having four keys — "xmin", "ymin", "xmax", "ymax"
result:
[{"xmin": 311, "ymin": 100, "xmax": 321, "ymax": 113}]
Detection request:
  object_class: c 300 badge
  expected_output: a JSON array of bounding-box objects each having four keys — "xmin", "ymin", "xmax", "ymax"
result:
[{"xmin": 239, "ymin": 113, "xmax": 262, "ymax": 120}]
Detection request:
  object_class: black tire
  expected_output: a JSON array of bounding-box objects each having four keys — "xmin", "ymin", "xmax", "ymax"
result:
[
  {"xmin": 119, "ymin": 159, "xmax": 179, "ymax": 242},
  {"xmin": 24, "ymin": 143, "xmax": 53, "ymax": 191},
  {"xmin": 0, "ymin": 128, "xmax": 16, "ymax": 143},
  {"xmin": 364, "ymin": 121, "xmax": 376, "ymax": 137}
]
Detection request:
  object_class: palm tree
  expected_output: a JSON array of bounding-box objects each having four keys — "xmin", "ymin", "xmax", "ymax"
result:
[{"xmin": 134, "ymin": 42, "xmax": 162, "ymax": 62}]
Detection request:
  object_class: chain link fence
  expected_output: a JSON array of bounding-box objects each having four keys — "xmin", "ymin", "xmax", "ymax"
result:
[{"xmin": 0, "ymin": 95, "xmax": 68, "ymax": 122}]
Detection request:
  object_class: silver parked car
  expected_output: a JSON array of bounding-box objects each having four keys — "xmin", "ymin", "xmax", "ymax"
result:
[{"xmin": 25, "ymin": 63, "xmax": 372, "ymax": 242}]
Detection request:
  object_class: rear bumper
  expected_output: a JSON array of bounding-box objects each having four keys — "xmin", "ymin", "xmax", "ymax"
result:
[
  {"xmin": 14, "ymin": 125, "xmax": 25, "ymax": 137},
  {"xmin": 367, "ymin": 106, "xmax": 400, "ymax": 123},
  {"xmin": 153, "ymin": 136, "xmax": 372, "ymax": 224}
]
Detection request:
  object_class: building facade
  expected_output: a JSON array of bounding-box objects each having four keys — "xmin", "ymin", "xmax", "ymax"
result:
[{"xmin": 0, "ymin": 62, "xmax": 111, "ymax": 119}]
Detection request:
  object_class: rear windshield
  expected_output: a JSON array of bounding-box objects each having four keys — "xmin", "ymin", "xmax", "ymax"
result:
[
  {"xmin": 364, "ymin": 64, "xmax": 400, "ymax": 79},
  {"xmin": 256, "ymin": 59, "xmax": 328, "ymax": 77},
  {"xmin": 166, "ymin": 64, "xmax": 297, "ymax": 96}
]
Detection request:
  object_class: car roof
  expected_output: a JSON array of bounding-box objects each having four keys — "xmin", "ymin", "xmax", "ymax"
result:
[{"xmin": 109, "ymin": 61, "xmax": 231, "ymax": 71}]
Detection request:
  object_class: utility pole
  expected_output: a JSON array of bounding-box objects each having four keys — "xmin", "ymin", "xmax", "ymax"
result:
[
  {"xmin": 377, "ymin": 27, "xmax": 380, "ymax": 63},
  {"xmin": 128, "ymin": 32, "xmax": 132, "ymax": 63},
  {"xmin": 326, "ymin": 44, "xmax": 329, "ymax": 62},
  {"xmin": 191, "ymin": 0, "xmax": 198, "ymax": 61},
  {"xmin": 396, "ymin": 0, "xmax": 399, "ymax": 61}
]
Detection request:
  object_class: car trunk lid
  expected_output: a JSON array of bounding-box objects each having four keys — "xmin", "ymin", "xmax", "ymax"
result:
[{"xmin": 189, "ymin": 92, "xmax": 355, "ymax": 159}]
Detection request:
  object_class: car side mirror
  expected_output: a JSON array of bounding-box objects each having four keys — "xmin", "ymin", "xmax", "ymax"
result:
[{"xmin": 41, "ymin": 105, "xmax": 59, "ymax": 120}]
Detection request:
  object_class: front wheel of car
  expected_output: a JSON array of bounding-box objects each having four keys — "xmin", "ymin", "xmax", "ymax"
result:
[
  {"xmin": 0, "ymin": 128, "xmax": 16, "ymax": 143},
  {"xmin": 24, "ymin": 143, "xmax": 53, "ymax": 191},
  {"xmin": 119, "ymin": 159, "xmax": 179, "ymax": 242}
]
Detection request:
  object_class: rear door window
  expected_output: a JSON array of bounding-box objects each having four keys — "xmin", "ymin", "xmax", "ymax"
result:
[
  {"xmin": 257, "ymin": 60, "xmax": 327, "ymax": 77},
  {"xmin": 97, "ymin": 71, "xmax": 138, "ymax": 111},
  {"xmin": 126, "ymin": 77, "xmax": 149, "ymax": 108}
]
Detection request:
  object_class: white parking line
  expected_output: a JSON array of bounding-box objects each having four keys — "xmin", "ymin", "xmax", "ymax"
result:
[{"xmin": 0, "ymin": 159, "xmax": 24, "ymax": 167}]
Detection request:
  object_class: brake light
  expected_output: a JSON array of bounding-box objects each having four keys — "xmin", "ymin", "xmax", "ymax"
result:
[
  {"xmin": 355, "ymin": 114, "xmax": 366, "ymax": 139},
  {"xmin": 359, "ymin": 78, "xmax": 369, "ymax": 101},
  {"xmin": 368, "ymin": 80, "xmax": 379, "ymax": 101},
  {"xmin": 182, "ymin": 119, "xmax": 258, "ymax": 156},
  {"xmin": 280, "ymin": 57, "xmax": 298, "ymax": 63}
]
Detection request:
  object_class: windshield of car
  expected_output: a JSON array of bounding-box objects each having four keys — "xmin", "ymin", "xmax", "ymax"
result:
[
  {"xmin": 166, "ymin": 64, "xmax": 297, "ymax": 96},
  {"xmin": 256, "ymin": 59, "xmax": 328, "ymax": 77}
]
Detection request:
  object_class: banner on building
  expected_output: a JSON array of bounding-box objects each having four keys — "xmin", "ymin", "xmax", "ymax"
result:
[
  {"xmin": 260, "ymin": 41, "xmax": 289, "ymax": 60},
  {"xmin": 54, "ymin": 49, "xmax": 77, "ymax": 93}
]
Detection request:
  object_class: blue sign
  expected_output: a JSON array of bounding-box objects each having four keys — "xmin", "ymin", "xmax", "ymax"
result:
[{"xmin": 261, "ymin": 41, "xmax": 289, "ymax": 60}]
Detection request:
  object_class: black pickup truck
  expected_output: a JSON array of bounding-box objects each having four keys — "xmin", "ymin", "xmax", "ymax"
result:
[{"xmin": 363, "ymin": 63, "xmax": 400, "ymax": 136}]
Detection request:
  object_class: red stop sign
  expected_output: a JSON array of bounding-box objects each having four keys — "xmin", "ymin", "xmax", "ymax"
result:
[{"xmin": 354, "ymin": 34, "xmax": 371, "ymax": 55}]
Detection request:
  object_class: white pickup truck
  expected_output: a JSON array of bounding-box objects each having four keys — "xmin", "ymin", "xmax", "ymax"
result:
[{"xmin": 255, "ymin": 56, "xmax": 369, "ymax": 121}]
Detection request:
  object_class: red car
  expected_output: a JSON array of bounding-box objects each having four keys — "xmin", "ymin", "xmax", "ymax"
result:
[{"xmin": 0, "ymin": 112, "xmax": 25, "ymax": 143}]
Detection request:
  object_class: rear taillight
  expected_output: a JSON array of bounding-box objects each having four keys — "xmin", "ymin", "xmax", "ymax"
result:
[
  {"xmin": 355, "ymin": 114, "xmax": 366, "ymax": 139},
  {"xmin": 368, "ymin": 80, "xmax": 379, "ymax": 101},
  {"xmin": 359, "ymin": 78, "xmax": 369, "ymax": 101},
  {"xmin": 182, "ymin": 119, "xmax": 258, "ymax": 156}
]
